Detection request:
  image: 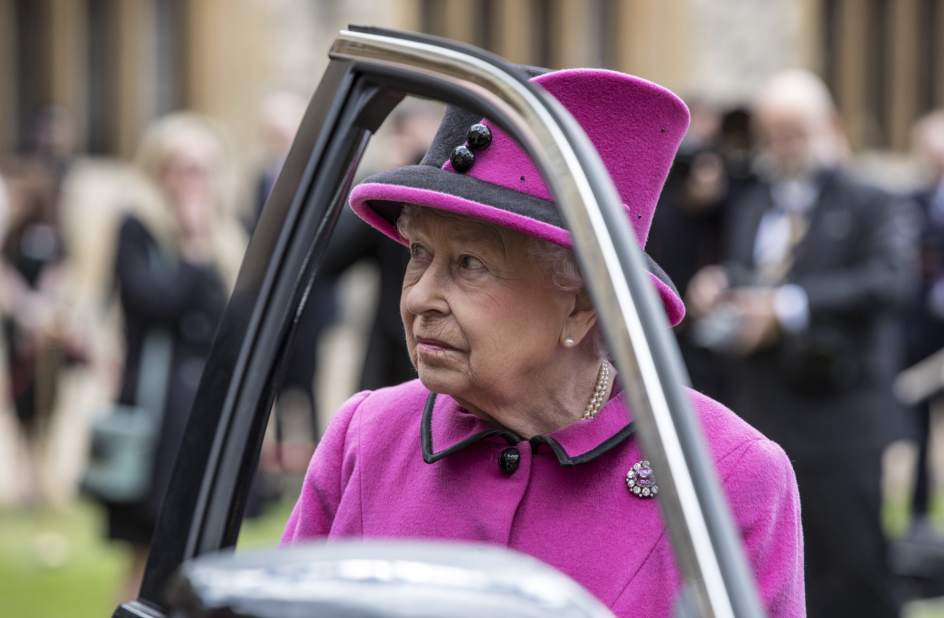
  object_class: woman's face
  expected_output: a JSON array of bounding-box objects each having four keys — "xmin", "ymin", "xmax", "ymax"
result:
[
  {"xmin": 161, "ymin": 149, "xmax": 213, "ymax": 206},
  {"xmin": 161, "ymin": 145, "xmax": 217, "ymax": 235},
  {"xmin": 754, "ymin": 103, "xmax": 832, "ymax": 179},
  {"xmin": 400, "ymin": 211, "xmax": 577, "ymax": 409}
]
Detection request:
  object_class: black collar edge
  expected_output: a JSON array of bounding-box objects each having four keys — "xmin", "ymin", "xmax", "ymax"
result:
[{"xmin": 421, "ymin": 391, "xmax": 636, "ymax": 466}]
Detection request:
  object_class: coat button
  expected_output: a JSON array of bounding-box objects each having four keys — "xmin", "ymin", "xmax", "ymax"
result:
[
  {"xmin": 450, "ymin": 145, "xmax": 475, "ymax": 173},
  {"xmin": 466, "ymin": 123, "xmax": 492, "ymax": 150},
  {"xmin": 499, "ymin": 447, "xmax": 520, "ymax": 475}
]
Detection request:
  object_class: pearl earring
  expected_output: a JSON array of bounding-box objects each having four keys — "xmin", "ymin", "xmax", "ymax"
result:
[{"xmin": 563, "ymin": 336, "xmax": 576, "ymax": 348}]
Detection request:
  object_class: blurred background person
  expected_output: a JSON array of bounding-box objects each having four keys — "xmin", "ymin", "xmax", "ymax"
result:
[
  {"xmin": 0, "ymin": 108, "xmax": 83, "ymax": 508},
  {"xmin": 98, "ymin": 113, "xmax": 245, "ymax": 602},
  {"xmin": 687, "ymin": 69, "xmax": 917, "ymax": 617},
  {"xmin": 249, "ymin": 91, "xmax": 309, "ymax": 230},
  {"xmin": 647, "ymin": 102, "xmax": 755, "ymax": 404},
  {"xmin": 25, "ymin": 106, "xmax": 77, "ymax": 198},
  {"xmin": 0, "ymin": 169, "xmax": 12, "ymax": 325},
  {"xmin": 0, "ymin": 172, "xmax": 7, "ymax": 242},
  {"xmin": 317, "ymin": 100, "xmax": 442, "ymax": 394},
  {"xmin": 901, "ymin": 110, "xmax": 944, "ymax": 540},
  {"xmin": 246, "ymin": 91, "xmax": 332, "ymax": 473}
]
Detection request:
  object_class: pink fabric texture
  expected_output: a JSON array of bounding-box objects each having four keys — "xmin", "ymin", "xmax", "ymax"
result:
[
  {"xmin": 282, "ymin": 380, "xmax": 805, "ymax": 617},
  {"xmin": 349, "ymin": 68, "xmax": 691, "ymax": 327}
]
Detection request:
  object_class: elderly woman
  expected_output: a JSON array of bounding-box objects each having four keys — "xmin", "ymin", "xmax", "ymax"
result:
[{"xmin": 282, "ymin": 69, "xmax": 804, "ymax": 617}]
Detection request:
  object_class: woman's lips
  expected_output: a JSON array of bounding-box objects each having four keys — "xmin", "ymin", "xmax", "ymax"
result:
[{"xmin": 415, "ymin": 337, "xmax": 461, "ymax": 354}]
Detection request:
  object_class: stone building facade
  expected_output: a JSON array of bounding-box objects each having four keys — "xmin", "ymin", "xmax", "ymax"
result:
[{"xmin": 1, "ymin": 0, "xmax": 943, "ymax": 163}]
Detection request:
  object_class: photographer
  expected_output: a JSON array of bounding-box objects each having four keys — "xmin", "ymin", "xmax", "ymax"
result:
[{"xmin": 687, "ymin": 70, "xmax": 917, "ymax": 617}]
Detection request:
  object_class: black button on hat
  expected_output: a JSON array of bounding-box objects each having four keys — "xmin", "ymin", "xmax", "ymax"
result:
[
  {"xmin": 499, "ymin": 447, "xmax": 521, "ymax": 475},
  {"xmin": 466, "ymin": 123, "xmax": 492, "ymax": 150},
  {"xmin": 450, "ymin": 145, "xmax": 475, "ymax": 173}
]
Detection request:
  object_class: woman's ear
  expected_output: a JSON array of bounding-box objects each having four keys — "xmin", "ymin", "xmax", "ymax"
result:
[{"xmin": 560, "ymin": 290, "xmax": 597, "ymax": 347}]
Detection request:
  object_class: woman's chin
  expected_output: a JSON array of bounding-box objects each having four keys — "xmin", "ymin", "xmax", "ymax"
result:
[{"xmin": 416, "ymin": 367, "xmax": 463, "ymax": 396}]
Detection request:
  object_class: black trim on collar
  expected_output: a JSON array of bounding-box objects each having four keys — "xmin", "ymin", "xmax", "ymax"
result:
[
  {"xmin": 531, "ymin": 424, "xmax": 636, "ymax": 466},
  {"xmin": 421, "ymin": 392, "xmax": 518, "ymax": 464},
  {"xmin": 420, "ymin": 392, "xmax": 637, "ymax": 466}
]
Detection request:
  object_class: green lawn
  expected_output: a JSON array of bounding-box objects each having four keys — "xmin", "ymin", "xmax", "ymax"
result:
[
  {"xmin": 0, "ymin": 496, "xmax": 295, "ymax": 618},
  {"xmin": 0, "ymin": 500, "xmax": 124, "ymax": 618}
]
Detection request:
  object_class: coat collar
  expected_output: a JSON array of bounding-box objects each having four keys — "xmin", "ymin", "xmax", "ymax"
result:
[{"xmin": 421, "ymin": 388, "xmax": 636, "ymax": 466}]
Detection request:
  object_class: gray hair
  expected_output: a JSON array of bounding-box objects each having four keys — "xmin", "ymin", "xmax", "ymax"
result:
[
  {"xmin": 753, "ymin": 69, "xmax": 835, "ymax": 120},
  {"xmin": 396, "ymin": 204, "xmax": 585, "ymax": 293}
]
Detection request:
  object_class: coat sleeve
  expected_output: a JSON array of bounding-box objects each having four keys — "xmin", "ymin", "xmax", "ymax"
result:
[
  {"xmin": 721, "ymin": 439, "xmax": 805, "ymax": 618},
  {"xmin": 794, "ymin": 190, "xmax": 918, "ymax": 319},
  {"xmin": 115, "ymin": 216, "xmax": 219, "ymax": 323},
  {"xmin": 281, "ymin": 390, "xmax": 370, "ymax": 543}
]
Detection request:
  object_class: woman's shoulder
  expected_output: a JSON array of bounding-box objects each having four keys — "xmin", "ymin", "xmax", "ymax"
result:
[
  {"xmin": 685, "ymin": 388, "xmax": 792, "ymax": 475},
  {"xmin": 330, "ymin": 379, "xmax": 429, "ymax": 433},
  {"xmin": 353, "ymin": 379, "xmax": 428, "ymax": 415}
]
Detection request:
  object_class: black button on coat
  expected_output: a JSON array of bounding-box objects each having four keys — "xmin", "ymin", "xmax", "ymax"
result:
[{"xmin": 499, "ymin": 447, "xmax": 521, "ymax": 474}]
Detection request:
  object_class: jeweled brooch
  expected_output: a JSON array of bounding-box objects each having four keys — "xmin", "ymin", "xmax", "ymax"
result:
[{"xmin": 626, "ymin": 460, "xmax": 658, "ymax": 498}]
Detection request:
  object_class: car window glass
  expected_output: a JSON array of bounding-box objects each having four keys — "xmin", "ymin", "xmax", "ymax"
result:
[{"xmin": 236, "ymin": 98, "xmax": 445, "ymax": 549}]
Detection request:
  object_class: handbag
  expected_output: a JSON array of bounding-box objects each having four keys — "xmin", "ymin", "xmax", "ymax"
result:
[{"xmin": 81, "ymin": 330, "xmax": 172, "ymax": 503}]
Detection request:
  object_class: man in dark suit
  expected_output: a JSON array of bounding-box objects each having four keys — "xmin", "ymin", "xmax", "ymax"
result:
[
  {"xmin": 902, "ymin": 111, "xmax": 944, "ymax": 535},
  {"xmin": 688, "ymin": 70, "xmax": 917, "ymax": 617}
]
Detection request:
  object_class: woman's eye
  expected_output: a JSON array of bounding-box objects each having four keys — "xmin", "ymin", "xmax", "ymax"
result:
[
  {"xmin": 409, "ymin": 243, "xmax": 430, "ymax": 259},
  {"xmin": 458, "ymin": 255, "xmax": 485, "ymax": 271}
]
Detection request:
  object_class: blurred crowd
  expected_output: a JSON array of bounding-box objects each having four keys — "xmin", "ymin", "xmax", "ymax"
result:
[
  {"xmin": 647, "ymin": 70, "xmax": 941, "ymax": 616},
  {"xmin": 3, "ymin": 68, "xmax": 944, "ymax": 615}
]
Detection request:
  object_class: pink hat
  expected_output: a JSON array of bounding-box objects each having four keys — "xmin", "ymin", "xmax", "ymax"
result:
[{"xmin": 349, "ymin": 68, "xmax": 690, "ymax": 326}]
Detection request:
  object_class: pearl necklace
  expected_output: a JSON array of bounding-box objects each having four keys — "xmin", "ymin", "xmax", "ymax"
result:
[{"xmin": 582, "ymin": 361, "xmax": 612, "ymax": 420}]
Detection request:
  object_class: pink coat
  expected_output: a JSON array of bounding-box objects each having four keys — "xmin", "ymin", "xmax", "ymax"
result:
[{"xmin": 282, "ymin": 379, "xmax": 805, "ymax": 616}]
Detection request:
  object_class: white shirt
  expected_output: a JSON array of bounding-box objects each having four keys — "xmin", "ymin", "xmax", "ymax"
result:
[{"xmin": 753, "ymin": 178, "xmax": 818, "ymax": 333}]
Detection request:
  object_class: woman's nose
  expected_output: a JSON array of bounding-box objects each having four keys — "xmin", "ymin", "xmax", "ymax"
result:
[{"xmin": 403, "ymin": 261, "xmax": 450, "ymax": 316}]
